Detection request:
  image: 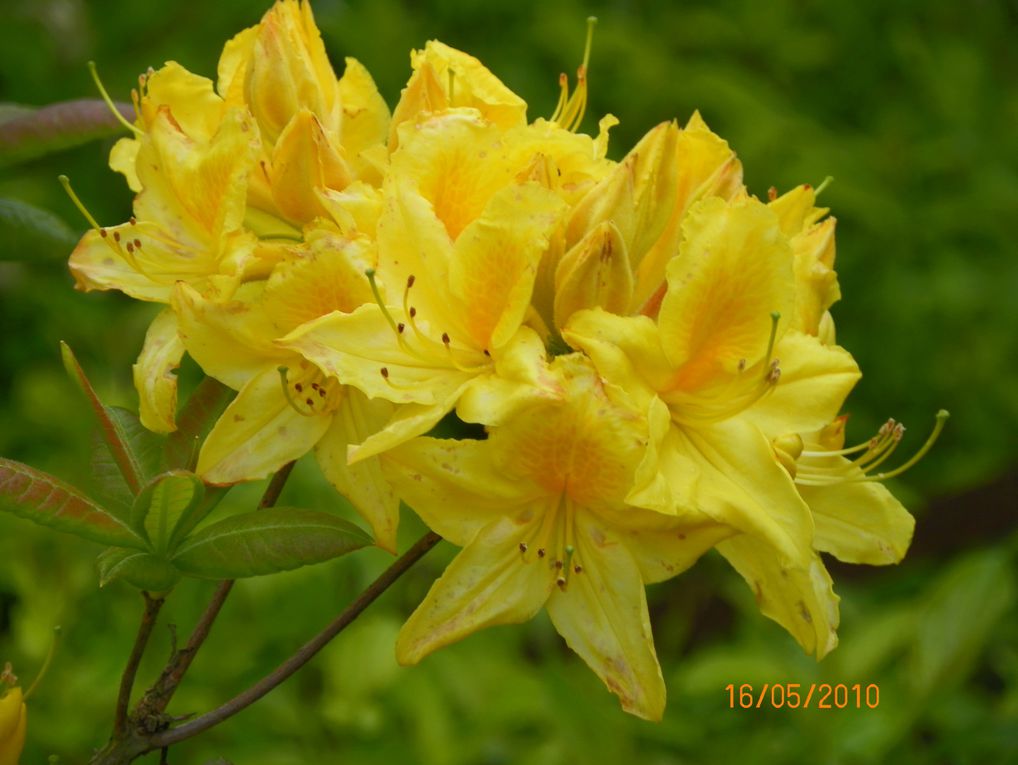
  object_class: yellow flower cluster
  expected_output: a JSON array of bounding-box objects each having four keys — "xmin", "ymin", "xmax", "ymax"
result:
[{"xmin": 67, "ymin": 1, "xmax": 944, "ymax": 719}]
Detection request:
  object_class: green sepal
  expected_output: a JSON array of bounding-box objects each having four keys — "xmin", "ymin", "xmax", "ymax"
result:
[
  {"xmin": 97, "ymin": 548, "xmax": 180, "ymax": 593},
  {"xmin": 0, "ymin": 457, "xmax": 145, "ymax": 548},
  {"xmin": 172, "ymin": 507, "xmax": 372, "ymax": 579}
]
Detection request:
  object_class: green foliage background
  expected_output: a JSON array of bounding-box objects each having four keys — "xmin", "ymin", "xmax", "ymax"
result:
[{"xmin": 1, "ymin": 0, "xmax": 1016, "ymax": 762}]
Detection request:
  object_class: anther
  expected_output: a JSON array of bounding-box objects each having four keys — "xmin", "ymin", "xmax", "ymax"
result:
[
  {"xmin": 305, "ymin": 397, "xmax": 314, "ymax": 407},
  {"xmin": 442, "ymin": 332, "xmax": 451, "ymax": 345},
  {"xmin": 380, "ymin": 367, "xmax": 389, "ymax": 379},
  {"xmin": 409, "ymin": 306, "xmax": 417, "ymax": 318},
  {"xmin": 768, "ymin": 186, "xmax": 778, "ymax": 201},
  {"xmin": 519, "ymin": 542, "xmax": 528, "ymax": 554},
  {"xmin": 113, "ymin": 231, "xmax": 121, "ymax": 242},
  {"xmin": 129, "ymin": 216, "xmax": 137, "ymax": 225},
  {"xmin": 407, "ymin": 275, "xmax": 416, "ymax": 289},
  {"xmin": 133, "ymin": 239, "xmax": 141, "ymax": 248},
  {"xmin": 573, "ymin": 565, "xmax": 583, "ymax": 574},
  {"xmin": 100, "ymin": 229, "xmax": 108, "ymax": 238},
  {"xmin": 537, "ymin": 548, "xmax": 546, "ymax": 558},
  {"xmin": 397, "ymin": 323, "xmax": 405, "ymax": 333}
]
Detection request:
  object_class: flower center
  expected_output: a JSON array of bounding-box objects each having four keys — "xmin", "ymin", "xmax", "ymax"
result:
[
  {"xmin": 665, "ymin": 312, "xmax": 782, "ymax": 426},
  {"xmin": 278, "ymin": 361, "xmax": 342, "ymax": 416},
  {"xmin": 517, "ymin": 495, "xmax": 584, "ymax": 592}
]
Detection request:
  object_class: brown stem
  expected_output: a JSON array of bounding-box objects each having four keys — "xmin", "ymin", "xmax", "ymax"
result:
[
  {"xmin": 114, "ymin": 593, "xmax": 165, "ymax": 737},
  {"xmin": 151, "ymin": 531, "xmax": 442, "ymax": 748},
  {"xmin": 134, "ymin": 462, "xmax": 295, "ymax": 720}
]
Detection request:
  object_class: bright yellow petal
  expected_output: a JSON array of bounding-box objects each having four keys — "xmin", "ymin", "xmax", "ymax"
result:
[
  {"xmin": 133, "ymin": 308, "xmax": 185, "ymax": 433},
  {"xmin": 280, "ymin": 304, "xmax": 474, "ymax": 406},
  {"xmin": 396, "ymin": 515, "xmax": 554, "ymax": 665},
  {"xmin": 348, "ymin": 386, "xmax": 471, "ymax": 464},
  {"xmin": 316, "ymin": 388, "xmax": 400, "ymax": 553},
  {"xmin": 449, "ymin": 182, "xmax": 566, "ymax": 349},
  {"xmin": 174, "ymin": 282, "xmax": 284, "ymax": 390},
  {"xmin": 260, "ymin": 228, "xmax": 374, "ymax": 330},
  {"xmin": 338, "ymin": 57, "xmax": 390, "ymax": 185},
  {"xmin": 390, "ymin": 111, "xmax": 514, "ymax": 242},
  {"xmin": 456, "ymin": 327, "xmax": 561, "ymax": 427},
  {"xmin": 0, "ymin": 687, "xmax": 26, "ymax": 762},
  {"xmin": 594, "ymin": 503, "xmax": 732, "ymax": 584},
  {"xmin": 383, "ymin": 437, "xmax": 535, "ymax": 546},
  {"xmin": 546, "ymin": 514, "xmax": 666, "ymax": 720},
  {"xmin": 657, "ymin": 195, "xmax": 795, "ymax": 390},
  {"xmin": 390, "ymin": 40, "xmax": 527, "ymax": 145},
  {"xmin": 109, "ymin": 136, "xmax": 141, "ymax": 192},
  {"xmin": 563, "ymin": 309, "xmax": 671, "ymax": 409},
  {"xmin": 666, "ymin": 418, "xmax": 814, "ymax": 566},
  {"xmin": 800, "ymin": 468, "xmax": 914, "ymax": 565},
  {"xmin": 632, "ymin": 112, "xmax": 744, "ymax": 312},
  {"xmin": 553, "ymin": 220, "xmax": 633, "ymax": 330},
  {"xmin": 269, "ymin": 109, "xmax": 352, "ymax": 224},
  {"xmin": 197, "ymin": 365, "xmax": 330, "ymax": 484},
  {"xmin": 237, "ymin": 0, "xmax": 341, "ymax": 143},
  {"xmin": 743, "ymin": 331, "xmax": 860, "ymax": 437},
  {"xmin": 134, "ymin": 106, "xmax": 258, "ymax": 249},
  {"xmin": 139, "ymin": 61, "xmax": 225, "ymax": 141},
  {"xmin": 717, "ymin": 539, "xmax": 840, "ymax": 659}
]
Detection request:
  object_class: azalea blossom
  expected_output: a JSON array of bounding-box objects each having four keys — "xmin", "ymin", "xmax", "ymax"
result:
[{"xmin": 383, "ymin": 355, "xmax": 729, "ymax": 719}]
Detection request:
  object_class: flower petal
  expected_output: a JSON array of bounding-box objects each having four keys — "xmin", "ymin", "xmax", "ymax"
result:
[
  {"xmin": 743, "ymin": 331, "xmax": 860, "ymax": 437},
  {"xmin": 316, "ymin": 388, "xmax": 400, "ymax": 553},
  {"xmin": 800, "ymin": 470, "xmax": 914, "ymax": 565},
  {"xmin": 666, "ymin": 418, "xmax": 814, "ymax": 566},
  {"xmin": 133, "ymin": 308, "xmax": 185, "ymax": 433},
  {"xmin": 716, "ymin": 538, "xmax": 840, "ymax": 659},
  {"xmin": 396, "ymin": 514, "xmax": 554, "ymax": 665},
  {"xmin": 547, "ymin": 515, "xmax": 666, "ymax": 720},
  {"xmin": 594, "ymin": 503, "xmax": 732, "ymax": 584},
  {"xmin": 338, "ymin": 57, "xmax": 391, "ymax": 185},
  {"xmin": 449, "ymin": 182, "xmax": 566, "ymax": 350},
  {"xmin": 197, "ymin": 365, "xmax": 330, "ymax": 484},
  {"xmin": 383, "ymin": 437, "xmax": 535, "ymax": 546}
]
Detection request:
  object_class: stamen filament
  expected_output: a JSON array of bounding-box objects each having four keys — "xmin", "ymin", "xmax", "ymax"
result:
[
  {"xmin": 278, "ymin": 366, "xmax": 315, "ymax": 417},
  {"xmin": 88, "ymin": 61, "xmax": 143, "ymax": 136},
  {"xmin": 24, "ymin": 626, "xmax": 61, "ymax": 700},
  {"xmin": 814, "ymin": 176, "xmax": 834, "ymax": 196},
  {"xmin": 59, "ymin": 174, "xmax": 103, "ymax": 231},
  {"xmin": 864, "ymin": 410, "xmax": 949, "ymax": 482}
]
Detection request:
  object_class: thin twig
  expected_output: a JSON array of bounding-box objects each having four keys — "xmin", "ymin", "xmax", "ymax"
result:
[
  {"xmin": 135, "ymin": 462, "xmax": 295, "ymax": 718},
  {"xmin": 114, "ymin": 593, "xmax": 165, "ymax": 736},
  {"xmin": 151, "ymin": 531, "xmax": 442, "ymax": 747}
]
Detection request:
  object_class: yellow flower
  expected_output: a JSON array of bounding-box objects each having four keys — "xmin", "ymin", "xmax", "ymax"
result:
[
  {"xmin": 385, "ymin": 355, "xmax": 728, "ymax": 720},
  {"xmin": 555, "ymin": 112, "xmax": 743, "ymax": 329},
  {"xmin": 282, "ymin": 112, "xmax": 578, "ymax": 462},
  {"xmin": 0, "ymin": 665, "xmax": 25, "ymax": 765},
  {"xmin": 173, "ymin": 224, "xmax": 401, "ymax": 551},
  {"xmin": 564, "ymin": 194, "xmax": 862, "ymax": 654},
  {"xmin": 388, "ymin": 40, "xmax": 528, "ymax": 152}
]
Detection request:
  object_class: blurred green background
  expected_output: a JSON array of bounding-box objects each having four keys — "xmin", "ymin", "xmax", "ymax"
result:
[{"xmin": 1, "ymin": 0, "xmax": 1016, "ymax": 762}]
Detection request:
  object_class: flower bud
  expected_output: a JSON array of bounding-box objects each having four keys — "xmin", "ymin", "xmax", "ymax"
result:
[
  {"xmin": 220, "ymin": 0, "xmax": 341, "ymax": 145},
  {"xmin": 0, "ymin": 665, "xmax": 26, "ymax": 765}
]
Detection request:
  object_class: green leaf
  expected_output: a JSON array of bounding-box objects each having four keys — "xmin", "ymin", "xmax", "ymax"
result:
[
  {"xmin": 131, "ymin": 471, "xmax": 205, "ymax": 553},
  {"xmin": 0, "ymin": 458, "xmax": 144, "ymax": 548},
  {"xmin": 0, "ymin": 103, "xmax": 36, "ymax": 125},
  {"xmin": 61, "ymin": 342, "xmax": 165, "ymax": 494},
  {"xmin": 172, "ymin": 508, "xmax": 372, "ymax": 579},
  {"xmin": 165, "ymin": 377, "xmax": 236, "ymax": 471},
  {"xmin": 88, "ymin": 428, "xmax": 134, "ymax": 521},
  {"xmin": 0, "ymin": 98, "xmax": 133, "ymax": 169},
  {"xmin": 0, "ymin": 197, "xmax": 78, "ymax": 262},
  {"xmin": 910, "ymin": 548, "xmax": 1016, "ymax": 696},
  {"xmin": 97, "ymin": 548, "xmax": 179, "ymax": 592}
]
